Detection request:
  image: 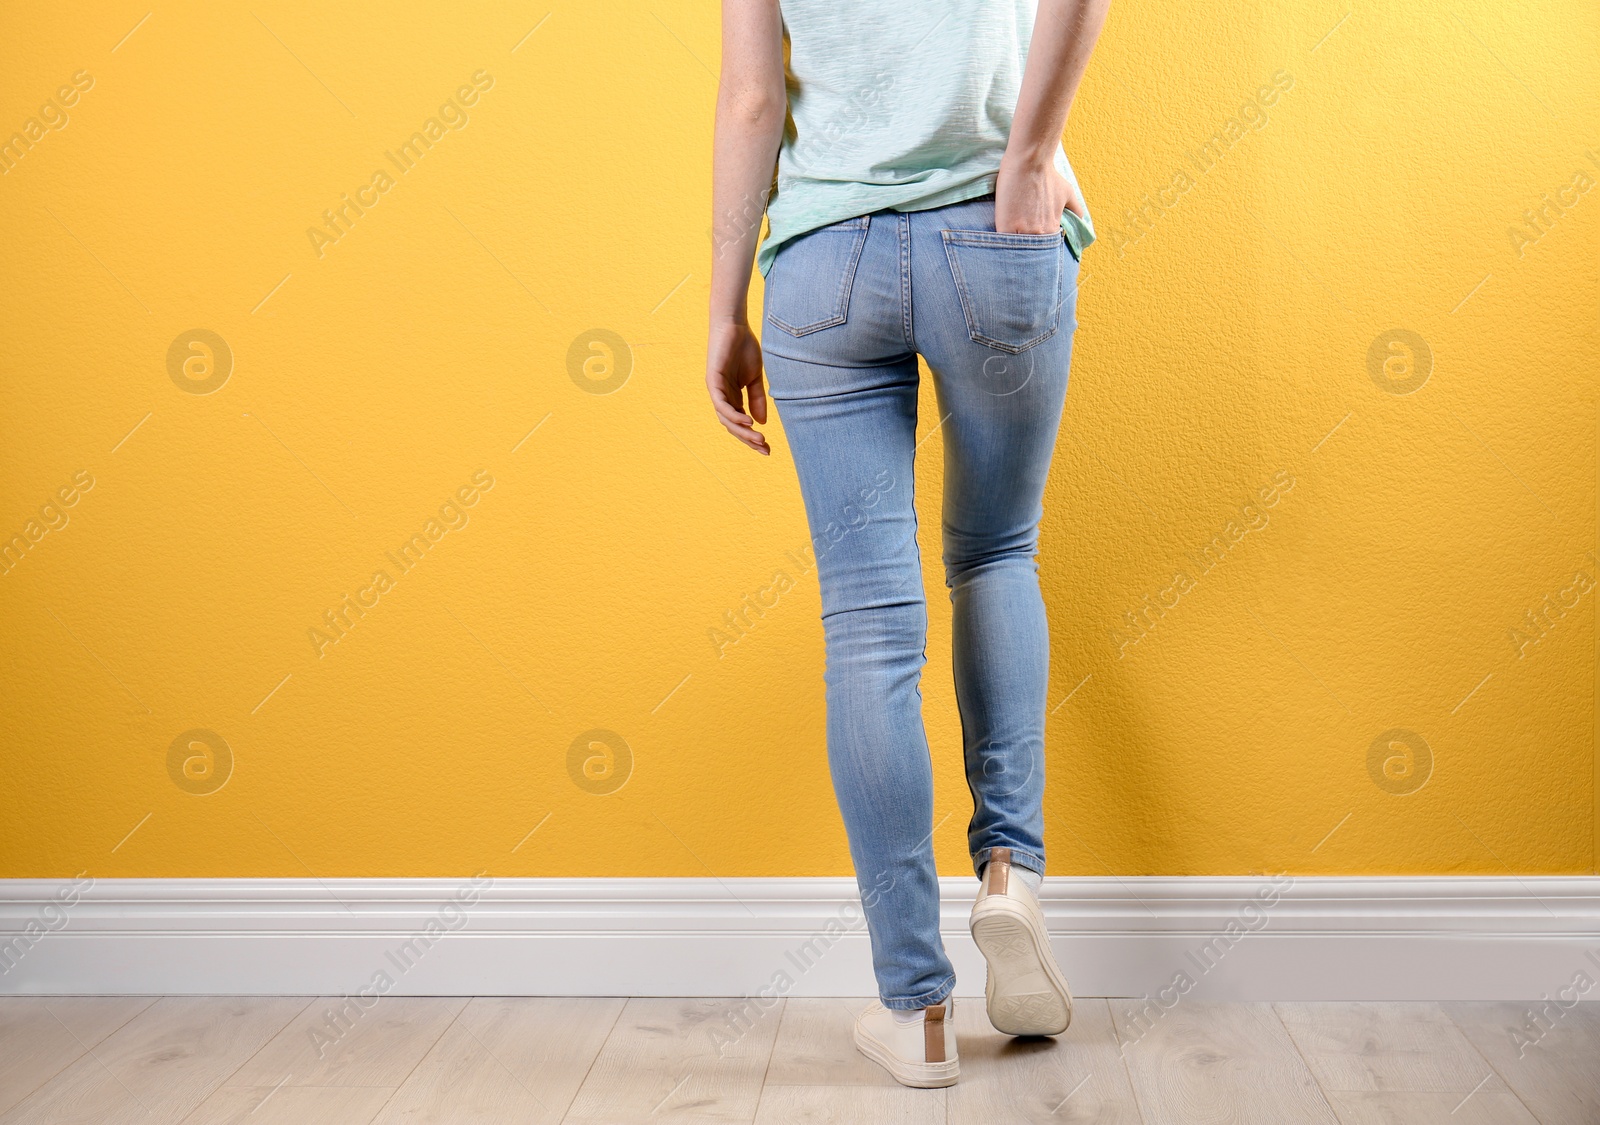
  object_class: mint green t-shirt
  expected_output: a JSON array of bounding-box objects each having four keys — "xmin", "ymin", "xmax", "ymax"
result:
[{"xmin": 755, "ymin": 0, "xmax": 1095, "ymax": 277}]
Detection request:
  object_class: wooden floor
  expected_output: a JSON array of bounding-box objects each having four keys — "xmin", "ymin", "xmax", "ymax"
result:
[{"xmin": 0, "ymin": 996, "xmax": 1594, "ymax": 1124}]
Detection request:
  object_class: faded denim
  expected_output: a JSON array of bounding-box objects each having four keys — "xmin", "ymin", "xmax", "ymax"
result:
[{"xmin": 761, "ymin": 195, "xmax": 1080, "ymax": 1009}]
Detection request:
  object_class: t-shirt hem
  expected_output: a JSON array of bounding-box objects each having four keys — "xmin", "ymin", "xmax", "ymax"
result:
[{"xmin": 756, "ymin": 171, "xmax": 1096, "ymax": 276}]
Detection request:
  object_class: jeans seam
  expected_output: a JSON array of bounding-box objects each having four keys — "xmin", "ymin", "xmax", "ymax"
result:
[
  {"xmin": 899, "ymin": 211, "xmax": 914, "ymax": 349},
  {"xmin": 940, "ymin": 231, "xmax": 978, "ymax": 346},
  {"xmin": 943, "ymin": 229, "xmax": 1063, "ymax": 248}
]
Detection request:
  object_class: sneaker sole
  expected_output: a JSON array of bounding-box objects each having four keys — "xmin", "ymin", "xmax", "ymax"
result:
[
  {"xmin": 851, "ymin": 1019, "xmax": 959, "ymax": 1088},
  {"xmin": 970, "ymin": 897, "xmax": 1073, "ymax": 1036}
]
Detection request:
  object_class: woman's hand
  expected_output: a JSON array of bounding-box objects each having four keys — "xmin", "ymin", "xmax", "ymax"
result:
[
  {"xmin": 994, "ymin": 154, "xmax": 1086, "ymax": 235},
  {"xmin": 706, "ymin": 317, "xmax": 770, "ymax": 455}
]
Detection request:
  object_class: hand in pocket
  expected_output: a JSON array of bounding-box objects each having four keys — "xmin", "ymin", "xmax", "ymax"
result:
[{"xmin": 995, "ymin": 157, "xmax": 1084, "ymax": 235}]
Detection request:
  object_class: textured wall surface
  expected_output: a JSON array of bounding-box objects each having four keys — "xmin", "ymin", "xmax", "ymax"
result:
[{"xmin": 1, "ymin": 2, "xmax": 1594, "ymax": 878}]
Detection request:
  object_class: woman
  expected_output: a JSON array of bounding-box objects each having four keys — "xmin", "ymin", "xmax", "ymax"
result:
[{"xmin": 704, "ymin": 0, "xmax": 1110, "ymax": 1089}]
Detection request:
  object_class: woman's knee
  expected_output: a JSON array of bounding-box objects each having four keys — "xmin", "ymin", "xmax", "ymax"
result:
[
  {"xmin": 822, "ymin": 596, "xmax": 929, "ymax": 668},
  {"xmin": 942, "ymin": 528, "xmax": 1041, "ymax": 587}
]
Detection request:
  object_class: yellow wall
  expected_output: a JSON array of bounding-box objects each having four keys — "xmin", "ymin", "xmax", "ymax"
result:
[{"xmin": 1, "ymin": 1, "xmax": 1594, "ymax": 879}]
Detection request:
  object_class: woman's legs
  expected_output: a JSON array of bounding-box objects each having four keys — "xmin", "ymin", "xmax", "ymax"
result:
[
  {"xmin": 910, "ymin": 196, "xmax": 1079, "ymax": 883},
  {"xmin": 762, "ymin": 214, "xmax": 956, "ymax": 1010},
  {"xmin": 912, "ymin": 196, "xmax": 1081, "ymax": 1040},
  {"xmin": 763, "ymin": 361, "xmax": 957, "ymax": 1009},
  {"xmin": 759, "ymin": 199, "xmax": 1078, "ymax": 1010}
]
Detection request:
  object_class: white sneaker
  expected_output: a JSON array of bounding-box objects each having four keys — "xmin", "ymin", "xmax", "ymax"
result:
[
  {"xmin": 851, "ymin": 999, "xmax": 959, "ymax": 1088},
  {"xmin": 969, "ymin": 847, "xmax": 1073, "ymax": 1036}
]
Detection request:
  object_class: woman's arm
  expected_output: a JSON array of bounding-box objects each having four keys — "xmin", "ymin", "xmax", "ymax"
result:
[
  {"xmin": 705, "ymin": 0, "xmax": 786, "ymax": 455},
  {"xmin": 996, "ymin": 0, "xmax": 1111, "ymax": 234}
]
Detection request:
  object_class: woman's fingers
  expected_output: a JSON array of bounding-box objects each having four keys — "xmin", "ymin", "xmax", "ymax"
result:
[
  {"xmin": 715, "ymin": 397, "xmax": 755, "ymax": 432},
  {"xmin": 745, "ymin": 373, "xmax": 768, "ymax": 425},
  {"xmin": 1062, "ymin": 179, "xmax": 1087, "ymax": 220},
  {"xmin": 720, "ymin": 410, "xmax": 770, "ymax": 453},
  {"xmin": 705, "ymin": 322, "xmax": 770, "ymax": 453},
  {"xmin": 707, "ymin": 373, "xmax": 770, "ymax": 453}
]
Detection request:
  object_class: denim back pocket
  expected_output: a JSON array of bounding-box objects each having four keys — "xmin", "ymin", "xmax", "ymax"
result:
[
  {"xmin": 765, "ymin": 215, "xmax": 871, "ymax": 337},
  {"xmin": 940, "ymin": 229, "xmax": 1064, "ymax": 354}
]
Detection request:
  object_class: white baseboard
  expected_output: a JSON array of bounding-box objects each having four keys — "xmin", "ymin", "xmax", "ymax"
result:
[{"xmin": 2, "ymin": 876, "xmax": 1597, "ymax": 1001}]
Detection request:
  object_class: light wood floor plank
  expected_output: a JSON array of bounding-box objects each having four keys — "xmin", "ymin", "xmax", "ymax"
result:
[
  {"xmin": 0, "ymin": 996, "xmax": 310, "ymax": 1125},
  {"xmin": 227, "ymin": 995, "xmax": 467, "ymax": 1088},
  {"xmin": 3, "ymin": 995, "xmax": 1595, "ymax": 1124},
  {"xmin": 1111, "ymin": 998, "xmax": 1339, "ymax": 1124},
  {"xmin": 0, "ymin": 998, "xmax": 154, "ymax": 1116},
  {"xmin": 754, "ymin": 997, "xmax": 946, "ymax": 1120},
  {"xmin": 370, "ymin": 997, "xmax": 624, "ymax": 1125},
  {"xmin": 753, "ymin": 1084, "xmax": 946, "ymax": 1124},
  {"xmin": 1320, "ymin": 1089, "xmax": 1540, "ymax": 1124},
  {"xmin": 177, "ymin": 1085, "xmax": 395, "ymax": 1125},
  {"xmin": 949, "ymin": 998, "xmax": 1142, "ymax": 1124},
  {"xmin": 1275, "ymin": 1002, "xmax": 1519, "ymax": 1096},
  {"xmin": 763, "ymin": 998, "xmax": 900, "ymax": 1087},
  {"xmin": 562, "ymin": 997, "xmax": 781, "ymax": 1124},
  {"xmin": 1443, "ymin": 1001, "xmax": 1600, "ymax": 1125}
]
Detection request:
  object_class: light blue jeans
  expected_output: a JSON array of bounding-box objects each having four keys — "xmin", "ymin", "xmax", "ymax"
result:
[{"xmin": 761, "ymin": 196, "xmax": 1080, "ymax": 1009}]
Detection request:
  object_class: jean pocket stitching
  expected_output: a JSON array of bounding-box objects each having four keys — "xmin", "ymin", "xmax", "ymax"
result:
[
  {"xmin": 940, "ymin": 231, "xmax": 1062, "ymax": 355},
  {"xmin": 943, "ymin": 229, "xmax": 1064, "ymax": 249},
  {"xmin": 766, "ymin": 221, "xmax": 871, "ymax": 337}
]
